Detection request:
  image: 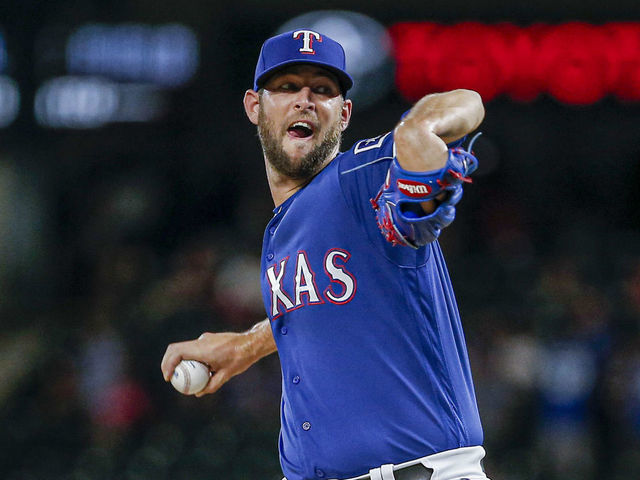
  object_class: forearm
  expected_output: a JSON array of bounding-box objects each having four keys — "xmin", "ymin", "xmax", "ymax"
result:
[
  {"xmin": 161, "ymin": 318, "xmax": 277, "ymax": 396},
  {"xmin": 403, "ymin": 89, "xmax": 484, "ymax": 142},
  {"xmin": 239, "ymin": 318, "xmax": 278, "ymax": 362},
  {"xmin": 394, "ymin": 89, "xmax": 484, "ymax": 172}
]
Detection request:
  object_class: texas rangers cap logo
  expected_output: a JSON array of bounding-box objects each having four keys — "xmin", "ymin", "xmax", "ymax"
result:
[
  {"xmin": 293, "ymin": 30, "xmax": 322, "ymax": 54},
  {"xmin": 252, "ymin": 29, "xmax": 354, "ymax": 94}
]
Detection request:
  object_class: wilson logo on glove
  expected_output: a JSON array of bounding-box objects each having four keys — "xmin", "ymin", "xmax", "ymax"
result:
[{"xmin": 397, "ymin": 179, "xmax": 432, "ymax": 197}]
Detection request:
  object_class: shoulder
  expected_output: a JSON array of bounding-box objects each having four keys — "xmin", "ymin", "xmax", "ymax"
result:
[
  {"xmin": 351, "ymin": 131, "xmax": 394, "ymax": 156},
  {"xmin": 337, "ymin": 131, "xmax": 395, "ymax": 175}
]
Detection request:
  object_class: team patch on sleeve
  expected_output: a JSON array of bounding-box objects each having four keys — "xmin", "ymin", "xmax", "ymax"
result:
[{"xmin": 353, "ymin": 132, "xmax": 391, "ymax": 154}]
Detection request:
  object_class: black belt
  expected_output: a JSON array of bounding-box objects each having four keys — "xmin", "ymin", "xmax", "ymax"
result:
[
  {"xmin": 377, "ymin": 463, "xmax": 433, "ymax": 480},
  {"xmin": 332, "ymin": 463, "xmax": 434, "ymax": 480}
]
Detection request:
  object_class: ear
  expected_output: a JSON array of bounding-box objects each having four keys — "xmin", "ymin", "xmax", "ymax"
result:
[
  {"xmin": 340, "ymin": 98, "xmax": 353, "ymax": 132},
  {"xmin": 243, "ymin": 89, "xmax": 260, "ymax": 125}
]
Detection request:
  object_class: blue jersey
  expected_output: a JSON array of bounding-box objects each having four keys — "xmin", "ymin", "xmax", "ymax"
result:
[{"xmin": 260, "ymin": 132, "xmax": 483, "ymax": 480}]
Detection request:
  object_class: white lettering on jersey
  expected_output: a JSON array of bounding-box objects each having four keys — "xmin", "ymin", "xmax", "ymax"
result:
[
  {"xmin": 293, "ymin": 30, "xmax": 322, "ymax": 54},
  {"xmin": 323, "ymin": 249, "xmax": 357, "ymax": 304},
  {"xmin": 294, "ymin": 251, "xmax": 322, "ymax": 306},
  {"xmin": 266, "ymin": 257, "xmax": 294, "ymax": 317},
  {"xmin": 353, "ymin": 132, "xmax": 391, "ymax": 154}
]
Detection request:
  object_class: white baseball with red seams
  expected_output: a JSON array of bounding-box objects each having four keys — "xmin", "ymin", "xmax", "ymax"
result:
[{"xmin": 171, "ymin": 360, "xmax": 211, "ymax": 395}]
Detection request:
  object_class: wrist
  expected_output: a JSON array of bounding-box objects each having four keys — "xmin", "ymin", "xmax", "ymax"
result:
[{"xmin": 242, "ymin": 319, "xmax": 277, "ymax": 361}]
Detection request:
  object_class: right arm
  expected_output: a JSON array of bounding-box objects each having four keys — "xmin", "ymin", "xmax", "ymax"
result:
[{"xmin": 161, "ymin": 318, "xmax": 277, "ymax": 397}]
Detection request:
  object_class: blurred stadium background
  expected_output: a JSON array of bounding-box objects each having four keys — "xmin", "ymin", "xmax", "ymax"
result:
[{"xmin": 1, "ymin": 1, "xmax": 639, "ymax": 479}]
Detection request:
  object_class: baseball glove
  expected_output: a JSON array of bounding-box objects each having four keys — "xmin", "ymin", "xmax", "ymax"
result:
[{"xmin": 370, "ymin": 132, "xmax": 481, "ymax": 248}]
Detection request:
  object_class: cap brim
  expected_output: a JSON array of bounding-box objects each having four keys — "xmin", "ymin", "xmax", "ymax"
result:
[{"xmin": 255, "ymin": 59, "xmax": 353, "ymax": 95}]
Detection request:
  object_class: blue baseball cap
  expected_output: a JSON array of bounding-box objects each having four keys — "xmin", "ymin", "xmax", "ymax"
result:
[{"xmin": 253, "ymin": 29, "xmax": 353, "ymax": 95}]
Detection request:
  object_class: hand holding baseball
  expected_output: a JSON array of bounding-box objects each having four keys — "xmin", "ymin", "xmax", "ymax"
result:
[{"xmin": 160, "ymin": 323, "xmax": 276, "ymax": 397}]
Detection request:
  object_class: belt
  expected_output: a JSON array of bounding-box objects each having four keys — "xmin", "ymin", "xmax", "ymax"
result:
[
  {"xmin": 364, "ymin": 463, "xmax": 433, "ymax": 480},
  {"xmin": 296, "ymin": 446, "xmax": 486, "ymax": 480},
  {"xmin": 331, "ymin": 462, "xmax": 433, "ymax": 480}
]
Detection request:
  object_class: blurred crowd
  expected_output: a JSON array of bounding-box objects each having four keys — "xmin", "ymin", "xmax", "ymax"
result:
[
  {"xmin": 4, "ymin": 227, "xmax": 640, "ymax": 480},
  {"xmin": 1, "ymin": 100, "xmax": 640, "ymax": 480}
]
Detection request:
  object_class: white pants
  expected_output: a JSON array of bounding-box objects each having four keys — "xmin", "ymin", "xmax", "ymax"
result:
[{"xmin": 283, "ymin": 446, "xmax": 489, "ymax": 480}]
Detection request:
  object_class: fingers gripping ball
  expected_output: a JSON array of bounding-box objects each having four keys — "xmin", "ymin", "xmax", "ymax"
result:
[{"xmin": 171, "ymin": 360, "xmax": 212, "ymax": 395}]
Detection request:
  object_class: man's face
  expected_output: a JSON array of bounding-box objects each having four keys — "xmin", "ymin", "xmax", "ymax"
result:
[{"xmin": 254, "ymin": 65, "xmax": 351, "ymax": 180}]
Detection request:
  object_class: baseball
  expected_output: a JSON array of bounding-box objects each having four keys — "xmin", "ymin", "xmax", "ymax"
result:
[{"xmin": 171, "ymin": 360, "xmax": 211, "ymax": 395}]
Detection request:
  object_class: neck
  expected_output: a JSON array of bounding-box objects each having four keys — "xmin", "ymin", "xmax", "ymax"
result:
[{"xmin": 265, "ymin": 146, "xmax": 339, "ymax": 207}]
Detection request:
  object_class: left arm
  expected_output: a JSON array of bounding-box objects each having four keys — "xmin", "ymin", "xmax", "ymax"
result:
[
  {"xmin": 370, "ymin": 89, "xmax": 484, "ymax": 248},
  {"xmin": 394, "ymin": 89, "xmax": 484, "ymax": 174}
]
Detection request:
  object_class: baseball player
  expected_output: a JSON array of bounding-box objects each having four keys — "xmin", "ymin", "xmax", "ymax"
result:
[{"xmin": 162, "ymin": 29, "xmax": 488, "ymax": 480}]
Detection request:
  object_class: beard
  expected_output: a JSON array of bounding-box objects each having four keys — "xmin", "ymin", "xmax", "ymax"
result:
[{"xmin": 257, "ymin": 108, "xmax": 343, "ymax": 180}]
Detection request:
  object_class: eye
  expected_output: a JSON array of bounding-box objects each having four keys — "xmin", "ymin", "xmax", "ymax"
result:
[
  {"xmin": 312, "ymin": 83, "xmax": 339, "ymax": 97},
  {"xmin": 279, "ymin": 82, "xmax": 299, "ymax": 92}
]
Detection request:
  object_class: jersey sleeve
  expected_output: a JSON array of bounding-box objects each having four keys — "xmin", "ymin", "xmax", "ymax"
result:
[{"xmin": 337, "ymin": 132, "xmax": 432, "ymax": 267}]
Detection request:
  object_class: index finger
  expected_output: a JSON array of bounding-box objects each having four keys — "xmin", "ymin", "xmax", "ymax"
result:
[{"xmin": 160, "ymin": 340, "xmax": 197, "ymax": 382}]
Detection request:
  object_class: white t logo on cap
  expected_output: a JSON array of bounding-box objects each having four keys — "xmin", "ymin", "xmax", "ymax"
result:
[{"xmin": 293, "ymin": 30, "xmax": 322, "ymax": 54}]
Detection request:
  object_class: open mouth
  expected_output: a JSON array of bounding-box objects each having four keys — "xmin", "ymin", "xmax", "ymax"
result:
[{"xmin": 287, "ymin": 121, "xmax": 315, "ymax": 139}]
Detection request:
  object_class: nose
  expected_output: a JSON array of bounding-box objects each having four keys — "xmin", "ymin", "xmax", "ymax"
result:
[{"xmin": 293, "ymin": 87, "xmax": 315, "ymax": 112}]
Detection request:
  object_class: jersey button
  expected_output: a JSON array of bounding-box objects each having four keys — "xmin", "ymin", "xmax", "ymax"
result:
[
  {"xmin": 302, "ymin": 421, "xmax": 311, "ymax": 431},
  {"xmin": 266, "ymin": 252, "xmax": 274, "ymax": 261},
  {"xmin": 280, "ymin": 326, "xmax": 288, "ymax": 335},
  {"xmin": 269, "ymin": 226, "xmax": 276, "ymax": 235},
  {"xmin": 292, "ymin": 375, "xmax": 300, "ymax": 384},
  {"xmin": 315, "ymin": 469, "xmax": 325, "ymax": 478}
]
